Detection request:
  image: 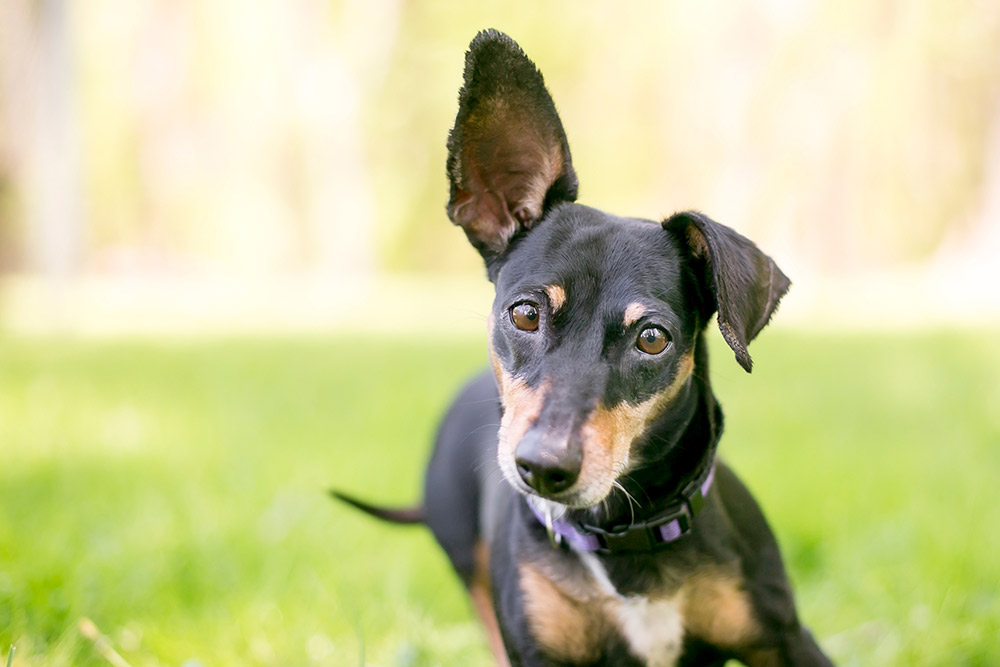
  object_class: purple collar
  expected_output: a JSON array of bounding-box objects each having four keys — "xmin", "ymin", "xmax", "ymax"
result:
[{"xmin": 528, "ymin": 463, "xmax": 716, "ymax": 554}]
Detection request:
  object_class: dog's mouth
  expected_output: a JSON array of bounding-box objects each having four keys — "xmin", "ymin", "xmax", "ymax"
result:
[
  {"xmin": 512, "ymin": 478, "xmax": 606, "ymax": 509},
  {"xmin": 506, "ymin": 476, "xmax": 614, "ymax": 510}
]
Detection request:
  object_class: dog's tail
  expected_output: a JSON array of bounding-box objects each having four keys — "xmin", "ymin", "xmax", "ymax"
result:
[{"xmin": 329, "ymin": 490, "xmax": 425, "ymax": 525}]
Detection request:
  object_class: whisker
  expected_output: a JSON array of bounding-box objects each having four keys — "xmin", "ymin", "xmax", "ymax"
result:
[
  {"xmin": 613, "ymin": 480, "xmax": 640, "ymax": 525},
  {"xmin": 461, "ymin": 422, "xmax": 501, "ymax": 447},
  {"xmin": 619, "ymin": 473, "xmax": 652, "ymax": 506},
  {"xmin": 453, "ymin": 397, "xmax": 504, "ymax": 406}
]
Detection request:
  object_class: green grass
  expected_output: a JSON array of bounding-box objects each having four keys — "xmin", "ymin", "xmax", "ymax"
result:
[{"xmin": 0, "ymin": 330, "xmax": 998, "ymax": 665}]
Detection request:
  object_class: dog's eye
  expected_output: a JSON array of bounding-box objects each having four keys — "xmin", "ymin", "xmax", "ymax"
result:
[
  {"xmin": 510, "ymin": 303, "xmax": 539, "ymax": 331},
  {"xmin": 637, "ymin": 327, "xmax": 670, "ymax": 355}
]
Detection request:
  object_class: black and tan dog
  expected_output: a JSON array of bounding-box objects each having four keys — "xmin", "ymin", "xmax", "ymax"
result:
[{"xmin": 334, "ymin": 30, "xmax": 833, "ymax": 666}]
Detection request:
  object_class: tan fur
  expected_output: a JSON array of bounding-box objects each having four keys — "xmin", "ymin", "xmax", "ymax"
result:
[
  {"xmin": 623, "ymin": 302, "xmax": 647, "ymax": 327},
  {"xmin": 519, "ymin": 558, "xmax": 762, "ymax": 664},
  {"xmin": 681, "ymin": 568, "xmax": 761, "ymax": 649},
  {"xmin": 546, "ymin": 284, "xmax": 567, "ymax": 312},
  {"xmin": 519, "ymin": 563, "xmax": 608, "ymax": 663},
  {"xmin": 685, "ymin": 223, "xmax": 710, "ymax": 259},
  {"xmin": 488, "ymin": 326, "xmax": 695, "ymax": 509},
  {"xmin": 489, "ymin": 350, "xmax": 504, "ymax": 392},
  {"xmin": 496, "ymin": 375, "xmax": 548, "ymax": 485},
  {"xmin": 520, "ymin": 142, "xmax": 565, "ymax": 225},
  {"xmin": 470, "ymin": 542, "xmax": 510, "ymax": 667},
  {"xmin": 575, "ymin": 353, "xmax": 695, "ymax": 504},
  {"xmin": 452, "ymin": 100, "xmax": 566, "ymax": 253},
  {"xmin": 488, "ymin": 311, "xmax": 553, "ymax": 491}
]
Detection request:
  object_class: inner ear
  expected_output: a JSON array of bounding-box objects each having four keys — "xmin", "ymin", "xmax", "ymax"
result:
[
  {"xmin": 663, "ymin": 211, "xmax": 790, "ymax": 373},
  {"xmin": 446, "ymin": 30, "xmax": 578, "ymax": 267}
]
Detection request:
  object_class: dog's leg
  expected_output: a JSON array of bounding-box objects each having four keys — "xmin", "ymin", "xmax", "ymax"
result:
[
  {"xmin": 469, "ymin": 541, "xmax": 511, "ymax": 667},
  {"xmin": 741, "ymin": 632, "xmax": 833, "ymax": 667},
  {"xmin": 470, "ymin": 579, "xmax": 510, "ymax": 666},
  {"xmin": 745, "ymin": 627, "xmax": 831, "ymax": 667}
]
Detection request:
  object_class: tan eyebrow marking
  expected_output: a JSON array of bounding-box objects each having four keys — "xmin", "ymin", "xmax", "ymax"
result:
[
  {"xmin": 623, "ymin": 302, "xmax": 647, "ymax": 327},
  {"xmin": 546, "ymin": 284, "xmax": 566, "ymax": 312}
]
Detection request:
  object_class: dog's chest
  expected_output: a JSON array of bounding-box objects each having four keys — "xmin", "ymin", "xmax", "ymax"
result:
[
  {"xmin": 611, "ymin": 594, "xmax": 685, "ymax": 666},
  {"xmin": 579, "ymin": 553, "xmax": 685, "ymax": 666},
  {"xmin": 520, "ymin": 550, "xmax": 688, "ymax": 665}
]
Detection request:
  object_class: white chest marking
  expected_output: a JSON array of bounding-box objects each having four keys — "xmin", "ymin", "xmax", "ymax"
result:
[
  {"xmin": 577, "ymin": 552, "xmax": 685, "ymax": 667},
  {"xmin": 614, "ymin": 597, "xmax": 685, "ymax": 667}
]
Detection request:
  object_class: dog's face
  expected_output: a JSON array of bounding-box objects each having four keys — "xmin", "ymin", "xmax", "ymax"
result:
[
  {"xmin": 447, "ymin": 31, "xmax": 789, "ymax": 508},
  {"xmin": 488, "ymin": 208, "xmax": 702, "ymax": 507}
]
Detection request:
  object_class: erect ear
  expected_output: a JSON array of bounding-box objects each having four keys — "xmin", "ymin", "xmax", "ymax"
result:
[
  {"xmin": 663, "ymin": 211, "xmax": 791, "ymax": 373},
  {"xmin": 446, "ymin": 30, "xmax": 578, "ymax": 271}
]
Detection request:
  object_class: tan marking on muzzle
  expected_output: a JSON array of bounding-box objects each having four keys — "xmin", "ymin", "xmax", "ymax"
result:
[
  {"xmin": 546, "ymin": 284, "xmax": 567, "ymax": 312},
  {"xmin": 575, "ymin": 352, "xmax": 695, "ymax": 505},
  {"xmin": 623, "ymin": 302, "xmax": 648, "ymax": 327},
  {"xmin": 496, "ymin": 375, "xmax": 549, "ymax": 485},
  {"xmin": 488, "ymin": 310, "xmax": 549, "ymax": 479}
]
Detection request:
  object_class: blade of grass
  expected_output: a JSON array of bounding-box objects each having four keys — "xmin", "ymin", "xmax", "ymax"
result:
[{"xmin": 78, "ymin": 618, "xmax": 132, "ymax": 667}]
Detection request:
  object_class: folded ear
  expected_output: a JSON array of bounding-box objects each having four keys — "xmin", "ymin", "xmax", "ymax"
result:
[
  {"xmin": 663, "ymin": 211, "xmax": 790, "ymax": 373},
  {"xmin": 446, "ymin": 30, "xmax": 578, "ymax": 270}
]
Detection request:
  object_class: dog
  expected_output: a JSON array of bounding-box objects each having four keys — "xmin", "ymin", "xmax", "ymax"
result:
[{"xmin": 333, "ymin": 29, "xmax": 833, "ymax": 666}]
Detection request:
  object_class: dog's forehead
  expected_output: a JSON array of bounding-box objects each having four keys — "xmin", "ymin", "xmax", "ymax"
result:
[{"xmin": 499, "ymin": 205, "xmax": 684, "ymax": 304}]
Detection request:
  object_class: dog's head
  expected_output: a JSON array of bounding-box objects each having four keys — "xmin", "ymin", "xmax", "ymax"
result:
[{"xmin": 447, "ymin": 31, "xmax": 790, "ymax": 509}]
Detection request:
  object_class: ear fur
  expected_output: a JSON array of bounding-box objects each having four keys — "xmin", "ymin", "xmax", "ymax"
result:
[
  {"xmin": 446, "ymin": 30, "xmax": 578, "ymax": 270},
  {"xmin": 663, "ymin": 211, "xmax": 790, "ymax": 372}
]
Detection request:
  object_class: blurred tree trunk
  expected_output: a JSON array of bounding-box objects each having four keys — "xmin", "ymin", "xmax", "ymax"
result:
[
  {"xmin": 298, "ymin": 0, "xmax": 400, "ymax": 280},
  {"xmin": 954, "ymin": 80, "xmax": 1000, "ymax": 267},
  {"xmin": 28, "ymin": 0, "xmax": 85, "ymax": 277},
  {"xmin": 0, "ymin": 0, "xmax": 33, "ymax": 271}
]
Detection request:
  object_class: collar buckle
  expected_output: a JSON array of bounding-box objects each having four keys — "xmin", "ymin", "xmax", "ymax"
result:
[
  {"xmin": 681, "ymin": 475, "xmax": 706, "ymax": 515},
  {"xmin": 582, "ymin": 502, "xmax": 691, "ymax": 553}
]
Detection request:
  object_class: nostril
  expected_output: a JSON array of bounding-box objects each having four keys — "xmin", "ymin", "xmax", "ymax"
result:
[
  {"xmin": 516, "ymin": 454, "xmax": 578, "ymax": 495},
  {"xmin": 543, "ymin": 467, "xmax": 576, "ymax": 493},
  {"xmin": 547, "ymin": 470, "xmax": 567, "ymax": 485}
]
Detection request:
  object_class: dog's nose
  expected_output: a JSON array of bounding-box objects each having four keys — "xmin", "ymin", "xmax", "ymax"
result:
[{"xmin": 515, "ymin": 449, "xmax": 580, "ymax": 496}]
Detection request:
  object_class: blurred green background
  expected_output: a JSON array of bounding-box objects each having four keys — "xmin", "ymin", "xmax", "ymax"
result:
[
  {"xmin": 2, "ymin": 333, "xmax": 999, "ymax": 666},
  {"xmin": 2, "ymin": 0, "xmax": 1000, "ymax": 665}
]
